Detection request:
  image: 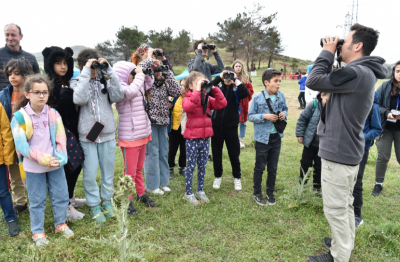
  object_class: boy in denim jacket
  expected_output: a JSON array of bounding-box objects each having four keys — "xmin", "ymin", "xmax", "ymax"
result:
[{"xmin": 248, "ymin": 69, "xmax": 288, "ymax": 206}]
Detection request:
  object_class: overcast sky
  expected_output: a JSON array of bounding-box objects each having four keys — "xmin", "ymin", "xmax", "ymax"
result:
[{"xmin": 1, "ymin": 0, "xmax": 398, "ymax": 64}]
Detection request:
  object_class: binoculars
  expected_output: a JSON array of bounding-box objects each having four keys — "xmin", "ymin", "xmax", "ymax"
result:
[
  {"xmin": 201, "ymin": 81, "xmax": 213, "ymax": 95},
  {"xmin": 153, "ymin": 50, "xmax": 165, "ymax": 57},
  {"xmin": 202, "ymin": 44, "xmax": 216, "ymax": 50},
  {"xmin": 91, "ymin": 61, "xmax": 109, "ymax": 70},
  {"xmin": 320, "ymin": 38, "xmax": 344, "ymax": 48},
  {"xmin": 223, "ymin": 72, "xmax": 235, "ymax": 81}
]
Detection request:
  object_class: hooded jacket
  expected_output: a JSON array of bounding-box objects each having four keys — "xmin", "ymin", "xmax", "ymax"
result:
[
  {"xmin": 42, "ymin": 46, "xmax": 79, "ymax": 136},
  {"xmin": 376, "ymin": 65, "xmax": 398, "ymax": 130},
  {"xmin": 239, "ymin": 79, "xmax": 254, "ymax": 123},
  {"xmin": 296, "ymin": 94, "xmax": 323, "ymax": 148},
  {"xmin": 363, "ymin": 91, "xmax": 382, "ymax": 150},
  {"xmin": 0, "ymin": 44, "xmax": 40, "ymax": 90},
  {"xmin": 306, "ymin": 50, "xmax": 388, "ymax": 165},
  {"xmin": 114, "ymin": 61, "xmax": 153, "ymax": 142},
  {"xmin": 298, "ymin": 75, "xmax": 307, "ymax": 91}
]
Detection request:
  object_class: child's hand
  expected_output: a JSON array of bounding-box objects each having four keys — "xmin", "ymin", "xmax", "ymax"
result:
[
  {"xmin": 85, "ymin": 59, "xmax": 97, "ymax": 68},
  {"xmin": 197, "ymin": 43, "xmax": 204, "ymax": 50},
  {"xmin": 135, "ymin": 66, "xmax": 143, "ymax": 74},
  {"xmin": 99, "ymin": 58, "xmax": 108, "ymax": 65},
  {"xmin": 220, "ymin": 70, "xmax": 228, "ymax": 79},
  {"xmin": 278, "ymin": 112, "xmax": 285, "ymax": 120},
  {"xmin": 196, "ymin": 79, "xmax": 203, "ymax": 91},
  {"xmin": 147, "ymin": 48, "xmax": 154, "ymax": 58},
  {"xmin": 388, "ymin": 113, "xmax": 395, "ymax": 120},
  {"xmin": 297, "ymin": 137, "xmax": 303, "ymax": 144},
  {"xmin": 264, "ymin": 114, "xmax": 278, "ymax": 122}
]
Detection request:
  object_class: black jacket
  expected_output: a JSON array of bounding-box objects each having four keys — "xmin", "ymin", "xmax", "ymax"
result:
[
  {"xmin": 211, "ymin": 76, "xmax": 249, "ymax": 128},
  {"xmin": 42, "ymin": 46, "xmax": 79, "ymax": 136},
  {"xmin": 0, "ymin": 44, "xmax": 40, "ymax": 90},
  {"xmin": 376, "ymin": 65, "xmax": 397, "ymax": 130}
]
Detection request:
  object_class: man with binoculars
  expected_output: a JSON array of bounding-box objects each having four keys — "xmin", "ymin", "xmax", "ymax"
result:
[{"xmin": 305, "ymin": 24, "xmax": 387, "ymax": 262}]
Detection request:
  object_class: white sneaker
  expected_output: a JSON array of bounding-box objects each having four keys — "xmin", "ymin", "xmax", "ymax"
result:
[
  {"xmin": 213, "ymin": 178, "xmax": 222, "ymax": 189},
  {"xmin": 240, "ymin": 140, "xmax": 245, "ymax": 149},
  {"xmin": 234, "ymin": 178, "xmax": 242, "ymax": 191},
  {"xmin": 161, "ymin": 186, "xmax": 171, "ymax": 192},
  {"xmin": 67, "ymin": 204, "xmax": 85, "ymax": 221},
  {"xmin": 146, "ymin": 188, "xmax": 164, "ymax": 195},
  {"xmin": 70, "ymin": 196, "xmax": 86, "ymax": 207}
]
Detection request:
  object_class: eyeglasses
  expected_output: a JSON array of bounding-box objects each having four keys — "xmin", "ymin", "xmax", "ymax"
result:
[
  {"xmin": 180, "ymin": 84, "xmax": 185, "ymax": 87},
  {"xmin": 28, "ymin": 91, "xmax": 49, "ymax": 97}
]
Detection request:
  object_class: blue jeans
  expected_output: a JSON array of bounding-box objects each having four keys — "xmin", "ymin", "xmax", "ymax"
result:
[
  {"xmin": 144, "ymin": 125, "xmax": 169, "ymax": 189},
  {"xmin": 81, "ymin": 140, "xmax": 116, "ymax": 207},
  {"xmin": 0, "ymin": 164, "xmax": 17, "ymax": 222},
  {"xmin": 239, "ymin": 122, "xmax": 247, "ymax": 139},
  {"xmin": 26, "ymin": 168, "xmax": 69, "ymax": 234}
]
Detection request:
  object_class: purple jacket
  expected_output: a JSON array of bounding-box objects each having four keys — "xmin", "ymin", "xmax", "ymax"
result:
[{"xmin": 114, "ymin": 61, "xmax": 154, "ymax": 142}]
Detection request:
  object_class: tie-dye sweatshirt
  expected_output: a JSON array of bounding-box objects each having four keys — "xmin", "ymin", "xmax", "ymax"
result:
[{"xmin": 11, "ymin": 105, "xmax": 67, "ymax": 170}]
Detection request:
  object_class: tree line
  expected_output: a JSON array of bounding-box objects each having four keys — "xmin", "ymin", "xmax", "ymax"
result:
[{"xmin": 95, "ymin": 3, "xmax": 284, "ymax": 71}]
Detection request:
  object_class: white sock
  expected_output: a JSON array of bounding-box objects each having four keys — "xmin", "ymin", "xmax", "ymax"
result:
[{"xmin": 376, "ymin": 182, "xmax": 383, "ymax": 185}]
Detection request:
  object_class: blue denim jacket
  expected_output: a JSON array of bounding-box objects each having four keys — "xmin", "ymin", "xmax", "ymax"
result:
[{"xmin": 248, "ymin": 89, "xmax": 288, "ymax": 145}]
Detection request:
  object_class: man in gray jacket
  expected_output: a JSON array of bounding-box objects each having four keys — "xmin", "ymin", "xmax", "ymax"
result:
[{"xmin": 306, "ymin": 24, "xmax": 388, "ymax": 262}]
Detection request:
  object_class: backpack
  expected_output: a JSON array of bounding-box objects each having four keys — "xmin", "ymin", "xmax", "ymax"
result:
[{"xmin": 306, "ymin": 99, "xmax": 318, "ymax": 128}]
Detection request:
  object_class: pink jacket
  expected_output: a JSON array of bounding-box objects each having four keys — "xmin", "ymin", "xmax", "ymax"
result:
[{"xmin": 114, "ymin": 61, "xmax": 154, "ymax": 141}]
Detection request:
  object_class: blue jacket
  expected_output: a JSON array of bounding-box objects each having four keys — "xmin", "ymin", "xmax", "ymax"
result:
[
  {"xmin": 296, "ymin": 98, "xmax": 322, "ymax": 148},
  {"xmin": 248, "ymin": 89, "xmax": 288, "ymax": 145},
  {"xmin": 0, "ymin": 84, "xmax": 13, "ymax": 121},
  {"xmin": 298, "ymin": 76, "xmax": 307, "ymax": 91},
  {"xmin": 364, "ymin": 91, "xmax": 382, "ymax": 150}
]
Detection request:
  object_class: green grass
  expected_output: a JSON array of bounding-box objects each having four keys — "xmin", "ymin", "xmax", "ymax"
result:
[{"xmin": 0, "ymin": 72, "xmax": 399, "ymax": 261}]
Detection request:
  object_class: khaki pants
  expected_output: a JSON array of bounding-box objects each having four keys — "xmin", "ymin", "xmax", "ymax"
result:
[
  {"xmin": 321, "ymin": 158, "xmax": 358, "ymax": 262},
  {"xmin": 8, "ymin": 163, "xmax": 27, "ymax": 206}
]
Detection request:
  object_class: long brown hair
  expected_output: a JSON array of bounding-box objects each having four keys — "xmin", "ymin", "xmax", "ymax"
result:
[
  {"xmin": 16, "ymin": 74, "xmax": 54, "ymax": 111},
  {"xmin": 391, "ymin": 61, "xmax": 400, "ymax": 97},
  {"xmin": 184, "ymin": 71, "xmax": 207, "ymax": 92},
  {"xmin": 232, "ymin": 60, "xmax": 249, "ymax": 84}
]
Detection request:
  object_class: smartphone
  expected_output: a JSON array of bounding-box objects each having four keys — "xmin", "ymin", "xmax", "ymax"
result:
[{"xmin": 86, "ymin": 121, "xmax": 105, "ymax": 142}]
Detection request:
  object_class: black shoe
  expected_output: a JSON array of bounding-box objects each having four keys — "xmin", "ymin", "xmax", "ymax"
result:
[
  {"xmin": 127, "ymin": 201, "xmax": 138, "ymax": 215},
  {"xmin": 253, "ymin": 193, "xmax": 267, "ymax": 206},
  {"xmin": 169, "ymin": 167, "xmax": 174, "ymax": 180},
  {"xmin": 307, "ymin": 251, "xmax": 333, "ymax": 262},
  {"xmin": 267, "ymin": 194, "xmax": 276, "ymax": 205},
  {"xmin": 372, "ymin": 184, "xmax": 383, "ymax": 196},
  {"xmin": 178, "ymin": 167, "xmax": 186, "ymax": 177},
  {"xmin": 7, "ymin": 219, "xmax": 20, "ymax": 237},
  {"xmin": 208, "ymin": 155, "xmax": 213, "ymax": 162},
  {"xmin": 136, "ymin": 194, "xmax": 155, "ymax": 207},
  {"xmin": 323, "ymin": 237, "xmax": 332, "ymax": 249},
  {"xmin": 14, "ymin": 203, "xmax": 28, "ymax": 215}
]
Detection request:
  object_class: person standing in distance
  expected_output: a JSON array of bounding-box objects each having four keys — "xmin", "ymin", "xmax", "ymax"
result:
[
  {"xmin": 305, "ymin": 24, "xmax": 388, "ymax": 262},
  {"xmin": 0, "ymin": 24, "xmax": 39, "ymax": 90}
]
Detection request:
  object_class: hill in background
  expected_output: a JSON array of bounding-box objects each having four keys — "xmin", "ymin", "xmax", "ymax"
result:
[{"xmin": 33, "ymin": 45, "xmax": 89, "ymax": 61}]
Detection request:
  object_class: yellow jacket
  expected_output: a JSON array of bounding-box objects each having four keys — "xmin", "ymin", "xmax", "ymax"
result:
[
  {"xmin": 0, "ymin": 102, "xmax": 15, "ymax": 165},
  {"xmin": 171, "ymin": 96, "xmax": 183, "ymax": 130}
]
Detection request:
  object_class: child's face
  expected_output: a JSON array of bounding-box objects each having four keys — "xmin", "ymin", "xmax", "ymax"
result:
[
  {"xmin": 25, "ymin": 82, "xmax": 49, "ymax": 107},
  {"xmin": 180, "ymin": 79, "xmax": 186, "ymax": 94},
  {"xmin": 54, "ymin": 59, "xmax": 68, "ymax": 77},
  {"xmin": 264, "ymin": 75, "xmax": 281, "ymax": 94},
  {"xmin": 8, "ymin": 68, "xmax": 24, "ymax": 88}
]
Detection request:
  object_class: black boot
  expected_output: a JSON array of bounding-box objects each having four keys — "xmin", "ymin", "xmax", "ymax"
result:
[
  {"xmin": 169, "ymin": 167, "xmax": 174, "ymax": 180},
  {"xmin": 127, "ymin": 201, "xmax": 138, "ymax": 215},
  {"xmin": 178, "ymin": 167, "xmax": 186, "ymax": 177}
]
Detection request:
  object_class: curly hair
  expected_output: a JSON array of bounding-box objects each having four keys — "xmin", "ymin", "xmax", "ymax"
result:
[
  {"xmin": 16, "ymin": 74, "xmax": 54, "ymax": 110},
  {"xmin": 77, "ymin": 48, "xmax": 100, "ymax": 69},
  {"xmin": 184, "ymin": 71, "xmax": 207, "ymax": 91},
  {"xmin": 232, "ymin": 60, "xmax": 249, "ymax": 84},
  {"xmin": 1, "ymin": 57, "xmax": 33, "ymax": 78}
]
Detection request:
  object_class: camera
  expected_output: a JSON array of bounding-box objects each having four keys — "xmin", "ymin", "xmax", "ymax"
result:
[
  {"xmin": 202, "ymin": 44, "xmax": 216, "ymax": 50},
  {"xmin": 91, "ymin": 61, "xmax": 109, "ymax": 70},
  {"xmin": 153, "ymin": 50, "xmax": 165, "ymax": 57},
  {"xmin": 320, "ymin": 38, "xmax": 344, "ymax": 48},
  {"xmin": 223, "ymin": 72, "xmax": 235, "ymax": 81},
  {"xmin": 201, "ymin": 81, "xmax": 213, "ymax": 95}
]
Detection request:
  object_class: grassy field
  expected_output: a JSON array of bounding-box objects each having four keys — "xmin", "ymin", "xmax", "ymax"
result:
[{"xmin": 0, "ymin": 70, "xmax": 399, "ymax": 262}]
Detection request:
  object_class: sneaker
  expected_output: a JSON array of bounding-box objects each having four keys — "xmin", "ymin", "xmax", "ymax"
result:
[
  {"xmin": 169, "ymin": 167, "xmax": 174, "ymax": 180},
  {"xmin": 183, "ymin": 194, "xmax": 200, "ymax": 206},
  {"xmin": 307, "ymin": 251, "xmax": 334, "ymax": 262},
  {"xmin": 208, "ymin": 155, "xmax": 213, "ymax": 162},
  {"xmin": 146, "ymin": 188, "xmax": 164, "ymax": 195},
  {"xmin": 234, "ymin": 178, "xmax": 242, "ymax": 191},
  {"xmin": 102, "ymin": 201, "xmax": 115, "ymax": 218},
  {"xmin": 136, "ymin": 194, "xmax": 156, "ymax": 207},
  {"xmin": 67, "ymin": 204, "xmax": 85, "ymax": 221},
  {"xmin": 372, "ymin": 184, "xmax": 383, "ymax": 196},
  {"xmin": 14, "ymin": 203, "xmax": 28, "ymax": 215},
  {"xmin": 33, "ymin": 233, "xmax": 49, "ymax": 248},
  {"xmin": 127, "ymin": 201, "xmax": 138, "ymax": 215},
  {"xmin": 239, "ymin": 140, "xmax": 245, "ymax": 149},
  {"xmin": 161, "ymin": 186, "xmax": 171, "ymax": 192},
  {"xmin": 195, "ymin": 191, "xmax": 210, "ymax": 203},
  {"xmin": 355, "ymin": 215, "xmax": 364, "ymax": 228},
  {"xmin": 253, "ymin": 193, "xmax": 267, "ymax": 206},
  {"xmin": 213, "ymin": 177, "xmax": 222, "ymax": 189},
  {"xmin": 7, "ymin": 219, "xmax": 20, "ymax": 237},
  {"xmin": 267, "ymin": 194, "xmax": 276, "ymax": 205},
  {"xmin": 55, "ymin": 223, "xmax": 74, "ymax": 238},
  {"xmin": 178, "ymin": 167, "xmax": 186, "ymax": 177},
  {"xmin": 323, "ymin": 237, "xmax": 332, "ymax": 249},
  {"xmin": 70, "ymin": 196, "xmax": 86, "ymax": 208},
  {"xmin": 90, "ymin": 205, "xmax": 106, "ymax": 224}
]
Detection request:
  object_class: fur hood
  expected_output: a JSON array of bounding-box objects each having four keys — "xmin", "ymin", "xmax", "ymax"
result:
[{"xmin": 42, "ymin": 46, "xmax": 74, "ymax": 82}]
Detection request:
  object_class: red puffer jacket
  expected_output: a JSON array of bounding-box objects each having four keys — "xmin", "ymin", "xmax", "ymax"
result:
[{"xmin": 183, "ymin": 87, "xmax": 227, "ymax": 139}]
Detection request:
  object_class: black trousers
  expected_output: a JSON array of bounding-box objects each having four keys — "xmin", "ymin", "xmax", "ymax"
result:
[
  {"xmin": 211, "ymin": 126, "xmax": 241, "ymax": 178},
  {"xmin": 353, "ymin": 149, "xmax": 369, "ymax": 216},
  {"xmin": 300, "ymin": 145, "xmax": 322, "ymax": 188},
  {"xmin": 65, "ymin": 165, "xmax": 82, "ymax": 200},
  {"xmin": 168, "ymin": 127, "xmax": 186, "ymax": 168},
  {"xmin": 298, "ymin": 92, "xmax": 306, "ymax": 107},
  {"xmin": 253, "ymin": 134, "xmax": 281, "ymax": 195}
]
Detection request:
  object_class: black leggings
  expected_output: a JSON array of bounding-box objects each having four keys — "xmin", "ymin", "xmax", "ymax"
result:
[
  {"xmin": 65, "ymin": 165, "xmax": 82, "ymax": 201},
  {"xmin": 168, "ymin": 127, "xmax": 186, "ymax": 168}
]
